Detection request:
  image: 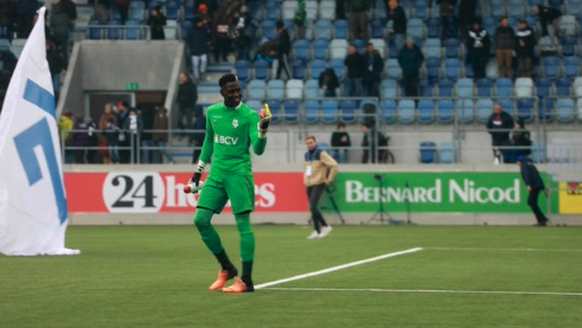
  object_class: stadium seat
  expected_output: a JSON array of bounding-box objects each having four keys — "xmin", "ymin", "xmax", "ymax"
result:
[
  {"xmin": 128, "ymin": 1, "xmax": 145, "ymax": 21},
  {"xmin": 477, "ymin": 99, "xmax": 494, "ymax": 122},
  {"xmin": 517, "ymin": 98, "xmax": 534, "ymax": 122},
  {"xmin": 456, "ymin": 99, "xmax": 474, "ymax": 123},
  {"xmin": 531, "ymin": 142, "xmax": 546, "ymax": 164},
  {"xmin": 542, "ymin": 56, "xmax": 560, "ymax": 79},
  {"xmin": 398, "ymin": 100, "xmax": 416, "ymax": 124},
  {"xmin": 286, "ymin": 79, "xmax": 304, "ymax": 98},
  {"xmin": 322, "ymin": 100, "xmax": 338, "ymax": 123},
  {"xmin": 254, "ymin": 60, "xmax": 269, "ymax": 80},
  {"xmin": 310, "ymin": 59, "xmax": 326, "ymax": 79},
  {"xmin": 555, "ymin": 77, "xmax": 571, "ymax": 96},
  {"xmin": 426, "ymin": 18, "xmax": 439, "ymax": 38},
  {"xmin": 246, "ymin": 100, "xmax": 262, "ymax": 113},
  {"xmin": 420, "ymin": 142, "xmax": 437, "ymax": 164},
  {"xmin": 371, "ymin": 20, "xmax": 385, "ymax": 39},
  {"xmin": 312, "ymin": 39, "xmax": 329, "ymax": 60},
  {"xmin": 438, "ymin": 80, "xmax": 454, "ymax": 97},
  {"xmin": 444, "ymin": 39, "xmax": 460, "ymax": 58},
  {"xmin": 508, "ymin": 3, "xmax": 523, "ymax": 16},
  {"xmin": 424, "ymin": 38, "xmax": 441, "ymax": 59},
  {"xmin": 556, "ymin": 98, "xmax": 575, "ymax": 122},
  {"xmin": 497, "ymin": 98, "xmax": 514, "ymax": 116},
  {"xmin": 333, "ymin": 20, "xmax": 349, "ymax": 39},
  {"xmin": 515, "ymin": 78, "xmax": 534, "ymax": 97},
  {"xmin": 292, "ymin": 60, "xmax": 307, "ymax": 79},
  {"xmin": 315, "ymin": 20, "xmax": 332, "ymax": 40},
  {"xmin": 464, "ymin": 62, "xmax": 474, "ymax": 79},
  {"xmin": 456, "ymin": 78, "xmax": 474, "ymax": 98},
  {"xmin": 268, "ymin": 80, "xmax": 285, "ymax": 99},
  {"xmin": 535, "ymin": 78, "xmax": 552, "ymax": 99},
  {"xmin": 419, "ymin": 80, "xmax": 434, "ymax": 97},
  {"xmin": 351, "ymin": 39, "xmax": 366, "ymax": 53},
  {"xmin": 437, "ymin": 100, "xmax": 454, "ymax": 123},
  {"xmin": 283, "ymin": 100, "xmax": 299, "ymax": 123},
  {"xmin": 418, "ymin": 100, "xmax": 434, "ymax": 123},
  {"xmin": 495, "ymin": 78, "xmax": 513, "ymax": 97},
  {"xmin": 569, "ymin": 0, "xmax": 582, "ymax": 15},
  {"xmin": 486, "ymin": 59, "xmax": 499, "ymax": 79},
  {"xmin": 386, "ymin": 59, "xmax": 403, "ymax": 80},
  {"xmin": 369, "ymin": 39, "xmax": 387, "ymax": 58},
  {"xmin": 340, "ymin": 100, "xmax": 358, "ymax": 123},
  {"xmin": 293, "ymin": 39, "xmax": 310, "ymax": 61},
  {"xmin": 164, "ymin": 0, "xmax": 179, "ymax": 20},
  {"xmin": 561, "ymin": 36, "xmax": 577, "ymax": 57},
  {"xmin": 426, "ymin": 57, "xmax": 441, "ymax": 81},
  {"xmin": 107, "ymin": 20, "xmax": 122, "ymax": 40},
  {"xmin": 477, "ymin": 78, "xmax": 493, "ymax": 97},
  {"xmin": 304, "ymin": 100, "xmax": 320, "ymax": 123},
  {"xmin": 564, "ymin": 57, "xmax": 580, "ymax": 79},
  {"xmin": 266, "ymin": 1, "xmax": 282, "ymax": 20},
  {"xmin": 180, "ymin": 20, "xmax": 193, "ymax": 40},
  {"xmin": 319, "ymin": 1, "xmax": 336, "ymax": 20},
  {"xmin": 125, "ymin": 20, "xmax": 142, "ymax": 40},
  {"xmin": 407, "ymin": 19, "xmax": 424, "ymax": 39},
  {"xmin": 330, "ymin": 59, "xmax": 345, "ymax": 80},
  {"xmin": 304, "ymin": 80, "xmax": 320, "ymax": 99},
  {"xmin": 558, "ymin": 15, "xmax": 577, "ymax": 36},
  {"xmin": 413, "ymin": 1, "xmax": 429, "ymax": 18},
  {"xmin": 539, "ymin": 98, "xmax": 555, "ymax": 121},
  {"xmin": 381, "ymin": 79, "xmax": 398, "ymax": 98},
  {"xmin": 248, "ymin": 1, "xmax": 263, "ymax": 20},
  {"xmin": 381, "ymin": 100, "xmax": 397, "ymax": 123},
  {"xmin": 444, "ymin": 58, "xmax": 460, "ymax": 80},
  {"xmin": 439, "ymin": 141, "xmax": 455, "ymax": 164},
  {"xmin": 261, "ymin": 21, "xmax": 276, "ymax": 39},
  {"xmin": 235, "ymin": 60, "xmax": 251, "ymax": 81},
  {"xmin": 248, "ymin": 80, "xmax": 266, "ymax": 99},
  {"xmin": 164, "ymin": 20, "xmax": 177, "ymax": 40},
  {"xmin": 89, "ymin": 20, "xmax": 104, "ymax": 40},
  {"xmin": 577, "ymin": 100, "xmax": 582, "ymax": 121}
]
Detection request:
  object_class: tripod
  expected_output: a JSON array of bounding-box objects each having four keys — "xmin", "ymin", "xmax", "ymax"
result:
[
  {"xmin": 366, "ymin": 174, "xmax": 396, "ymax": 225},
  {"xmin": 325, "ymin": 185, "xmax": 345, "ymax": 225}
]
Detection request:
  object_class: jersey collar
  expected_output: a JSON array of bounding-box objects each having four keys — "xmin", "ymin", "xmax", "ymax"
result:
[{"xmin": 224, "ymin": 102, "xmax": 243, "ymax": 111}]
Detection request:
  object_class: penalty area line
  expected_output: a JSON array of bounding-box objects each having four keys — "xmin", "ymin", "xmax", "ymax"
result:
[
  {"xmin": 262, "ymin": 287, "xmax": 582, "ymax": 297},
  {"xmin": 255, "ymin": 247, "xmax": 423, "ymax": 290}
]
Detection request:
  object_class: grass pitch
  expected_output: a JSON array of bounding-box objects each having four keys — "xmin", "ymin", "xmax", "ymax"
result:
[{"xmin": 1, "ymin": 225, "xmax": 581, "ymax": 328}]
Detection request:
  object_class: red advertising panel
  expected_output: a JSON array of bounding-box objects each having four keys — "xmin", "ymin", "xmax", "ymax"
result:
[{"xmin": 65, "ymin": 172, "xmax": 308, "ymax": 214}]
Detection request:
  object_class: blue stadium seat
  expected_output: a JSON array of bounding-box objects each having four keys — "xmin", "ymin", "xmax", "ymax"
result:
[
  {"xmin": 414, "ymin": 1, "xmax": 428, "ymax": 18},
  {"xmin": 548, "ymin": 0, "xmax": 563, "ymax": 9},
  {"xmin": 183, "ymin": 0, "xmax": 195, "ymax": 20},
  {"xmin": 491, "ymin": 2, "xmax": 506, "ymax": 18},
  {"xmin": 426, "ymin": 57, "xmax": 441, "ymax": 81},
  {"xmin": 125, "ymin": 20, "xmax": 142, "ymax": 40},
  {"xmin": 351, "ymin": 39, "xmax": 367, "ymax": 53},
  {"xmin": 477, "ymin": 99, "xmax": 494, "ymax": 123},
  {"xmin": 561, "ymin": 36, "xmax": 577, "ymax": 56},
  {"xmin": 304, "ymin": 80, "xmax": 320, "ymax": 99},
  {"xmin": 517, "ymin": 98, "xmax": 534, "ymax": 122},
  {"xmin": 464, "ymin": 62, "xmax": 474, "ymax": 79},
  {"xmin": 497, "ymin": 98, "xmax": 514, "ymax": 116},
  {"xmin": 444, "ymin": 39, "xmax": 460, "ymax": 58},
  {"xmin": 426, "ymin": 18, "xmax": 439, "ymax": 38},
  {"xmin": 419, "ymin": 80, "xmax": 434, "ymax": 97},
  {"xmin": 340, "ymin": 100, "xmax": 358, "ymax": 123},
  {"xmin": 543, "ymin": 56, "xmax": 560, "ymax": 79},
  {"xmin": 371, "ymin": 20, "xmax": 385, "ymax": 39},
  {"xmin": 111, "ymin": 6, "xmax": 122, "ymax": 21},
  {"xmin": 254, "ymin": 60, "xmax": 269, "ymax": 80},
  {"xmin": 437, "ymin": 100, "xmax": 454, "ymax": 123},
  {"xmin": 128, "ymin": 1, "xmax": 145, "ymax": 21},
  {"xmin": 248, "ymin": 1, "xmax": 263, "ymax": 20},
  {"xmin": 261, "ymin": 21, "xmax": 276, "ymax": 39},
  {"xmin": 268, "ymin": 79, "xmax": 285, "ymax": 99},
  {"xmin": 322, "ymin": 100, "xmax": 339, "ymax": 123},
  {"xmin": 248, "ymin": 80, "xmax": 266, "ymax": 99},
  {"xmin": 445, "ymin": 58, "xmax": 460, "ymax": 80},
  {"xmin": 283, "ymin": 100, "xmax": 299, "ymax": 123},
  {"xmin": 439, "ymin": 141, "xmax": 455, "ymax": 164},
  {"xmin": 456, "ymin": 78, "xmax": 474, "ymax": 98},
  {"xmin": 283, "ymin": 20, "xmax": 296, "ymax": 39},
  {"xmin": 482, "ymin": 17, "xmax": 496, "ymax": 36},
  {"xmin": 304, "ymin": 100, "xmax": 320, "ymax": 123},
  {"xmin": 438, "ymin": 80, "xmax": 454, "ymax": 97},
  {"xmin": 235, "ymin": 60, "xmax": 251, "ymax": 81},
  {"xmin": 388, "ymin": 42, "xmax": 399, "ymax": 58},
  {"xmin": 424, "ymin": 38, "xmax": 441, "ymax": 59},
  {"xmin": 535, "ymin": 78, "xmax": 552, "ymax": 98},
  {"xmin": 477, "ymin": 78, "xmax": 493, "ymax": 97},
  {"xmin": 420, "ymin": 142, "xmax": 437, "ymax": 164},
  {"xmin": 180, "ymin": 20, "xmax": 193, "ymax": 40},
  {"xmin": 569, "ymin": 0, "xmax": 582, "ymax": 15},
  {"xmin": 107, "ymin": 20, "xmax": 122, "ymax": 40},
  {"xmin": 89, "ymin": 20, "xmax": 104, "ymax": 40},
  {"xmin": 564, "ymin": 57, "xmax": 580, "ymax": 79},
  {"xmin": 556, "ymin": 98, "xmax": 574, "ymax": 122},
  {"xmin": 246, "ymin": 100, "xmax": 262, "ymax": 113},
  {"xmin": 386, "ymin": 59, "xmax": 403, "ymax": 80},
  {"xmin": 315, "ymin": 20, "xmax": 332, "ymax": 40},
  {"xmin": 148, "ymin": 1, "xmax": 162, "ymax": 13},
  {"xmin": 381, "ymin": 79, "xmax": 398, "ymax": 98},
  {"xmin": 266, "ymin": 1, "xmax": 281, "ymax": 21},
  {"xmin": 330, "ymin": 59, "xmax": 344, "ymax": 80},
  {"xmin": 555, "ymin": 77, "xmax": 571, "ymax": 96},
  {"xmin": 418, "ymin": 100, "xmax": 435, "ymax": 123},
  {"xmin": 310, "ymin": 59, "xmax": 326, "ymax": 79},
  {"xmin": 539, "ymin": 98, "xmax": 555, "ymax": 121},
  {"xmin": 334, "ymin": 20, "xmax": 349, "ymax": 39},
  {"xmin": 407, "ymin": 18, "xmax": 424, "ymax": 39},
  {"xmin": 293, "ymin": 39, "xmax": 310, "ymax": 61},
  {"xmin": 264, "ymin": 99, "xmax": 281, "ymax": 123},
  {"xmin": 164, "ymin": 0, "xmax": 179, "ymax": 20},
  {"xmin": 531, "ymin": 142, "xmax": 546, "ymax": 164},
  {"xmin": 312, "ymin": 39, "xmax": 329, "ymax": 60},
  {"xmin": 398, "ymin": 100, "xmax": 416, "ymax": 124},
  {"xmin": 496, "ymin": 78, "xmax": 513, "ymax": 97},
  {"xmin": 381, "ymin": 100, "xmax": 397, "ymax": 123},
  {"xmin": 456, "ymin": 99, "xmax": 474, "ymax": 123}
]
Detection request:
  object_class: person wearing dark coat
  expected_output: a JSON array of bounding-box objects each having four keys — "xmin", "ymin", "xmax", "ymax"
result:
[
  {"xmin": 386, "ymin": 0, "xmax": 407, "ymax": 51},
  {"xmin": 15, "ymin": 0, "xmax": 37, "ymax": 38},
  {"xmin": 188, "ymin": 16, "xmax": 210, "ymax": 80},
  {"xmin": 212, "ymin": 5, "xmax": 232, "ymax": 62},
  {"xmin": 148, "ymin": 6, "xmax": 166, "ymax": 40},
  {"xmin": 398, "ymin": 38, "xmax": 424, "ymax": 97},
  {"xmin": 0, "ymin": 0, "xmax": 14, "ymax": 41},
  {"xmin": 458, "ymin": 0, "xmax": 476, "ymax": 39},
  {"xmin": 153, "ymin": 106, "xmax": 173, "ymax": 163},
  {"xmin": 318, "ymin": 68, "xmax": 340, "ymax": 97},
  {"xmin": 72, "ymin": 116, "xmax": 90, "ymax": 163},
  {"xmin": 46, "ymin": 41, "xmax": 65, "ymax": 99},
  {"xmin": 486, "ymin": 103, "xmax": 515, "ymax": 164},
  {"xmin": 330, "ymin": 122, "xmax": 351, "ymax": 164},
  {"xmin": 532, "ymin": 5, "xmax": 561, "ymax": 37},
  {"xmin": 50, "ymin": 3, "xmax": 73, "ymax": 61},
  {"xmin": 360, "ymin": 123, "xmax": 387, "ymax": 164},
  {"xmin": 437, "ymin": 0, "xmax": 457, "ymax": 40},
  {"xmin": 176, "ymin": 72, "xmax": 198, "ymax": 130},
  {"xmin": 494, "ymin": 16, "xmax": 515, "ymax": 79},
  {"xmin": 0, "ymin": 49, "xmax": 17, "ymax": 73},
  {"xmin": 515, "ymin": 19, "xmax": 536, "ymax": 78},
  {"xmin": 59, "ymin": 0, "xmax": 77, "ymax": 21},
  {"xmin": 235, "ymin": 6, "xmax": 253, "ymax": 60},
  {"xmin": 466, "ymin": 21, "xmax": 490, "ymax": 79},
  {"xmin": 516, "ymin": 156, "xmax": 549, "ymax": 226},
  {"xmin": 344, "ymin": 45, "xmax": 365, "ymax": 97},
  {"xmin": 275, "ymin": 20, "xmax": 291, "ymax": 79},
  {"xmin": 362, "ymin": 43, "xmax": 384, "ymax": 97},
  {"xmin": 347, "ymin": 0, "xmax": 369, "ymax": 40},
  {"xmin": 506, "ymin": 119, "xmax": 532, "ymax": 164}
]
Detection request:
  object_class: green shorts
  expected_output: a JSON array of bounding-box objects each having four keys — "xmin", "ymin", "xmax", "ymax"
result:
[{"xmin": 197, "ymin": 174, "xmax": 255, "ymax": 214}]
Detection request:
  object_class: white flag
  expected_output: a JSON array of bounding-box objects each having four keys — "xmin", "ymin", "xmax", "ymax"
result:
[{"xmin": 0, "ymin": 7, "xmax": 80, "ymax": 256}]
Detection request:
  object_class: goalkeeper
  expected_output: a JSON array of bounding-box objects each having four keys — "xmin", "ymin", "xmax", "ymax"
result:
[{"xmin": 188, "ymin": 74, "xmax": 270, "ymax": 294}]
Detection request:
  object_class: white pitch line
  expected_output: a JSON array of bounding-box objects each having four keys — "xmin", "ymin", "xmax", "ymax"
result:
[
  {"xmin": 426, "ymin": 247, "xmax": 582, "ymax": 253},
  {"xmin": 255, "ymin": 247, "xmax": 423, "ymax": 290},
  {"xmin": 263, "ymin": 287, "xmax": 582, "ymax": 297}
]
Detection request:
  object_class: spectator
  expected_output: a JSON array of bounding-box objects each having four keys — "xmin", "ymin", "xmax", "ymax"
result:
[
  {"xmin": 86, "ymin": 117, "xmax": 98, "ymax": 164},
  {"xmin": 99, "ymin": 103, "xmax": 118, "ymax": 130},
  {"xmin": 360, "ymin": 123, "xmax": 387, "ymax": 164},
  {"xmin": 234, "ymin": 5, "xmax": 253, "ymax": 60},
  {"xmin": 255, "ymin": 39, "xmax": 277, "ymax": 64},
  {"xmin": 59, "ymin": 112, "xmax": 75, "ymax": 164},
  {"xmin": 73, "ymin": 116, "xmax": 90, "ymax": 164},
  {"xmin": 507, "ymin": 119, "xmax": 532, "ymax": 164},
  {"xmin": 59, "ymin": 0, "xmax": 77, "ymax": 22},
  {"xmin": 213, "ymin": 5, "xmax": 232, "ymax": 62},
  {"xmin": 294, "ymin": 0, "xmax": 306, "ymax": 39},
  {"xmin": 50, "ymin": 3, "xmax": 73, "ymax": 60},
  {"xmin": 177, "ymin": 72, "xmax": 198, "ymax": 131},
  {"xmin": 188, "ymin": 16, "xmax": 210, "ymax": 80},
  {"xmin": 398, "ymin": 37, "xmax": 424, "ymax": 98},
  {"xmin": 515, "ymin": 19, "xmax": 536, "ymax": 78},
  {"xmin": 197, "ymin": 3, "xmax": 212, "ymax": 32},
  {"xmin": 347, "ymin": 0, "xmax": 368, "ymax": 40},
  {"xmin": 494, "ymin": 16, "xmax": 515, "ymax": 79},
  {"xmin": 46, "ymin": 41, "xmax": 64, "ymax": 99},
  {"xmin": 336, "ymin": 0, "xmax": 346, "ymax": 20},
  {"xmin": 466, "ymin": 20, "xmax": 490, "ymax": 80},
  {"xmin": 318, "ymin": 68, "xmax": 339, "ymax": 97},
  {"xmin": 362, "ymin": 43, "xmax": 383, "ymax": 97},
  {"xmin": 148, "ymin": 6, "xmax": 166, "ymax": 40},
  {"xmin": 123, "ymin": 108, "xmax": 143, "ymax": 164},
  {"xmin": 92, "ymin": 0, "xmax": 110, "ymax": 22},
  {"xmin": 191, "ymin": 114, "xmax": 206, "ymax": 164},
  {"xmin": 104, "ymin": 119, "xmax": 121, "ymax": 164},
  {"xmin": 330, "ymin": 122, "xmax": 351, "ymax": 164},
  {"xmin": 153, "ymin": 106, "xmax": 173, "ymax": 163},
  {"xmin": 117, "ymin": 101, "xmax": 130, "ymax": 163},
  {"xmin": 15, "ymin": 0, "xmax": 36, "ymax": 38},
  {"xmin": 486, "ymin": 103, "xmax": 514, "ymax": 164},
  {"xmin": 344, "ymin": 45, "xmax": 365, "ymax": 97},
  {"xmin": 0, "ymin": 0, "xmax": 14, "ymax": 41},
  {"xmin": 140, "ymin": 106, "xmax": 156, "ymax": 164},
  {"xmin": 458, "ymin": 0, "xmax": 476, "ymax": 39},
  {"xmin": 275, "ymin": 20, "xmax": 291, "ymax": 79},
  {"xmin": 0, "ymin": 49, "xmax": 17, "ymax": 74},
  {"xmin": 437, "ymin": 0, "xmax": 456, "ymax": 40},
  {"xmin": 532, "ymin": 5, "xmax": 561, "ymax": 38},
  {"xmin": 386, "ymin": 0, "xmax": 406, "ymax": 52},
  {"xmin": 113, "ymin": 0, "xmax": 128, "ymax": 23}
]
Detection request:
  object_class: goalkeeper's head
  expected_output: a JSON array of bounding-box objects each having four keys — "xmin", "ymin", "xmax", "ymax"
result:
[{"xmin": 219, "ymin": 74, "xmax": 242, "ymax": 108}]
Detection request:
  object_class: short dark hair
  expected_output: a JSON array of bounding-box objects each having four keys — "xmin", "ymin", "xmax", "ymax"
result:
[
  {"xmin": 499, "ymin": 15, "xmax": 508, "ymax": 22},
  {"xmin": 219, "ymin": 74, "xmax": 238, "ymax": 88},
  {"xmin": 305, "ymin": 135, "xmax": 316, "ymax": 142},
  {"xmin": 337, "ymin": 122, "xmax": 346, "ymax": 129},
  {"xmin": 276, "ymin": 20, "xmax": 284, "ymax": 29}
]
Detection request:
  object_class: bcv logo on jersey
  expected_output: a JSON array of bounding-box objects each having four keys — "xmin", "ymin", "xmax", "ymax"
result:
[{"xmin": 214, "ymin": 134, "xmax": 239, "ymax": 145}]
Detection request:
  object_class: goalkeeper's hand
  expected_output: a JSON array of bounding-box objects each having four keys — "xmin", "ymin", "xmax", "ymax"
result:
[
  {"xmin": 190, "ymin": 161, "xmax": 205, "ymax": 187},
  {"xmin": 259, "ymin": 105, "xmax": 272, "ymax": 138}
]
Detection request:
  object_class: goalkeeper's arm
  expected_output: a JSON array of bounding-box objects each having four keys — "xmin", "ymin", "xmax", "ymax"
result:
[
  {"xmin": 190, "ymin": 115, "xmax": 214, "ymax": 185},
  {"xmin": 249, "ymin": 106, "xmax": 270, "ymax": 155}
]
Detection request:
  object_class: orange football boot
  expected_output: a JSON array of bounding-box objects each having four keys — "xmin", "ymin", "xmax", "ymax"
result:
[
  {"xmin": 209, "ymin": 268, "xmax": 237, "ymax": 292},
  {"xmin": 222, "ymin": 278, "xmax": 254, "ymax": 294}
]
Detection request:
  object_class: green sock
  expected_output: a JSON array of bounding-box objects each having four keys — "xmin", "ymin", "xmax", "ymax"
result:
[
  {"xmin": 234, "ymin": 213, "xmax": 255, "ymax": 263},
  {"xmin": 194, "ymin": 208, "xmax": 225, "ymax": 259}
]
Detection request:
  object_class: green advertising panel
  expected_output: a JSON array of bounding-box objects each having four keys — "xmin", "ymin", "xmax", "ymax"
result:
[{"xmin": 328, "ymin": 172, "xmax": 558, "ymax": 213}]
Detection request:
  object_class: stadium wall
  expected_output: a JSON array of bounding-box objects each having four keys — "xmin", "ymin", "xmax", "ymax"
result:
[{"xmin": 64, "ymin": 164, "xmax": 582, "ymax": 226}]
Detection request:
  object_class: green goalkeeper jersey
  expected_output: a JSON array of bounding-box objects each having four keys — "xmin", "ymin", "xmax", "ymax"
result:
[{"xmin": 200, "ymin": 102, "xmax": 267, "ymax": 175}]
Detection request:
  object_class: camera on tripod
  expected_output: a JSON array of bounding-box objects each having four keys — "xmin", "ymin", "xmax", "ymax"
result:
[{"xmin": 373, "ymin": 174, "xmax": 384, "ymax": 181}]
